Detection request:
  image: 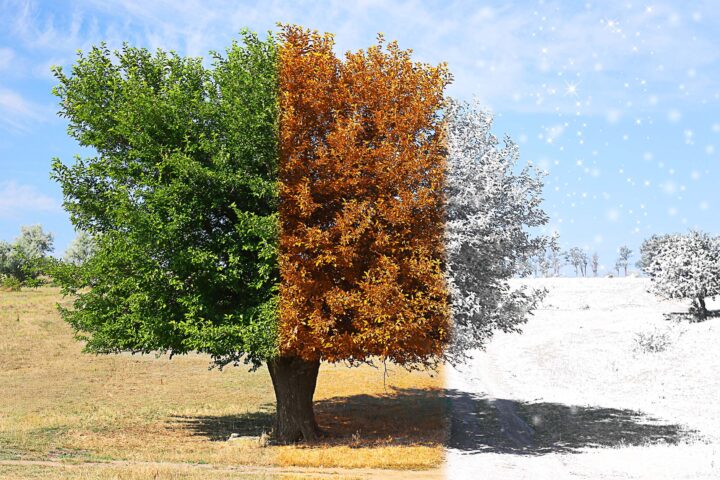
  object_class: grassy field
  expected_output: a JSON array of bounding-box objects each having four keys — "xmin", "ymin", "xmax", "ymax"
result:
[{"xmin": 0, "ymin": 288, "xmax": 446, "ymax": 479}]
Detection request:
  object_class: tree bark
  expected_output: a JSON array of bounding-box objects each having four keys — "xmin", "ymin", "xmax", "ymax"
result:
[
  {"xmin": 694, "ymin": 296, "xmax": 708, "ymax": 321},
  {"xmin": 267, "ymin": 356, "xmax": 321, "ymax": 443}
]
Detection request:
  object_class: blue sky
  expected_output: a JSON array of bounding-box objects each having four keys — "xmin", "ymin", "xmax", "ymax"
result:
[{"xmin": 0, "ymin": 0, "xmax": 718, "ymax": 273}]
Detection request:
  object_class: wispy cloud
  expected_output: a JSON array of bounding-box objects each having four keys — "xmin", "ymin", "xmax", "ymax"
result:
[
  {"xmin": 2, "ymin": 0, "xmax": 719, "ymax": 116},
  {"xmin": 0, "ymin": 181, "xmax": 61, "ymax": 218},
  {"xmin": 7, "ymin": 0, "xmax": 90, "ymax": 51},
  {"xmin": 78, "ymin": 1, "xmax": 720, "ymax": 115},
  {"xmin": 0, "ymin": 87, "xmax": 49, "ymax": 132}
]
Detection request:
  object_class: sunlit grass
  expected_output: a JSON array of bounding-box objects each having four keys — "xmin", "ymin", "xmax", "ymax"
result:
[{"xmin": 0, "ymin": 288, "xmax": 445, "ymax": 478}]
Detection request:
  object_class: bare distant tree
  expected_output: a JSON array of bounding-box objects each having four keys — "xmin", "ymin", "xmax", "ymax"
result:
[
  {"xmin": 539, "ymin": 253, "xmax": 550, "ymax": 277},
  {"xmin": 616, "ymin": 246, "xmax": 633, "ymax": 276},
  {"xmin": 548, "ymin": 232, "xmax": 562, "ymax": 276},
  {"xmin": 591, "ymin": 252, "xmax": 599, "ymax": 277},
  {"xmin": 529, "ymin": 246, "xmax": 552, "ymax": 278},
  {"xmin": 565, "ymin": 247, "xmax": 588, "ymax": 277}
]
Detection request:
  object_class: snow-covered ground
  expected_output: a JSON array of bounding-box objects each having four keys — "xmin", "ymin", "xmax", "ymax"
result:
[{"xmin": 445, "ymin": 277, "xmax": 720, "ymax": 479}]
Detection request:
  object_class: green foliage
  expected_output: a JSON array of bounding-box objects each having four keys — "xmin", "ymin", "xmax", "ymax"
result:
[
  {"xmin": 24, "ymin": 277, "xmax": 46, "ymax": 289},
  {"xmin": 1, "ymin": 275, "xmax": 22, "ymax": 292},
  {"xmin": 0, "ymin": 241, "xmax": 12, "ymax": 275},
  {"xmin": 51, "ymin": 31, "xmax": 280, "ymax": 368},
  {"xmin": 0, "ymin": 225, "xmax": 54, "ymax": 283}
]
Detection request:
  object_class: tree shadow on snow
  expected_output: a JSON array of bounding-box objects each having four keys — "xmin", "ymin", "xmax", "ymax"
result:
[
  {"xmin": 663, "ymin": 310, "xmax": 720, "ymax": 323},
  {"xmin": 447, "ymin": 389, "xmax": 694, "ymax": 455}
]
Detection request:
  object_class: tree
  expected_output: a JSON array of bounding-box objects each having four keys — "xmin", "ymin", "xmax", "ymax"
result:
[
  {"xmin": 64, "ymin": 231, "xmax": 96, "ymax": 265},
  {"xmin": 617, "ymin": 245, "xmax": 633, "ymax": 276},
  {"xmin": 276, "ymin": 27, "xmax": 451, "ymax": 438},
  {"xmin": 564, "ymin": 247, "xmax": 588, "ymax": 277},
  {"xmin": 0, "ymin": 241, "xmax": 13, "ymax": 281},
  {"xmin": 16, "ymin": 225, "xmax": 54, "ymax": 259},
  {"xmin": 527, "ymin": 254, "xmax": 539, "ymax": 277},
  {"xmin": 591, "ymin": 252, "xmax": 599, "ymax": 277},
  {"xmin": 547, "ymin": 232, "xmax": 562, "ymax": 276},
  {"xmin": 51, "ymin": 31, "xmax": 282, "ymax": 428},
  {"xmin": 540, "ymin": 256, "xmax": 550, "ymax": 278},
  {"xmin": 516, "ymin": 253, "xmax": 537, "ymax": 278},
  {"xmin": 581, "ymin": 250, "xmax": 589, "ymax": 277},
  {"xmin": 637, "ymin": 234, "xmax": 673, "ymax": 274},
  {"xmin": 647, "ymin": 231, "xmax": 720, "ymax": 320},
  {"xmin": 537, "ymin": 252, "xmax": 550, "ymax": 278},
  {"xmin": 52, "ymin": 27, "xmax": 462, "ymax": 444},
  {"xmin": 0, "ymin": 225, "xmax": 54, "ymax": 282},
  {"xmin": 444, "ymin": 100, "xmax": 547, "ymax": 362}
]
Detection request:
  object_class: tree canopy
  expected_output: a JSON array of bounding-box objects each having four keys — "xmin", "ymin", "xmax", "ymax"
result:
[
  {"xmin": 637, "ymin": 234, "xmax": 673, "ymax": 273},
  {"xmin": 276, "ymin": 26, "xmax": 451, "ymax": 367},
  {"xmin": 51, "ymin": 25, "xmax": 548, "ymax": 442},
  {"xmin": 51, "ymin": 31, "xmax": 280, "ymax": 367},
  {"xmin": 647, "ymin": 230, "xmax": 720, "ymax": 319},
  {"xmin": 444, "ymin": 100, "xmax": 547, "ymax": 363}
]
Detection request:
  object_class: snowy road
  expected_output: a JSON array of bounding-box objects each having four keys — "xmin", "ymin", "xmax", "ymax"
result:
[{"xmin": 444, "ymin": 277, "xmax": 720, "ymax": 479}]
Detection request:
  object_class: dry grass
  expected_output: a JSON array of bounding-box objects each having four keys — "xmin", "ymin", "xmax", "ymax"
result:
[
  {"xmin": 0, "ymin": 288, "xmax": 445, "ymax": 478},
  {"xmin": 280, "ymin": 364, "xmax": 444, "ymax": 469},
  {"xmin": 0, "ymin": 463, "xmax": 286, "ymax": 480}
]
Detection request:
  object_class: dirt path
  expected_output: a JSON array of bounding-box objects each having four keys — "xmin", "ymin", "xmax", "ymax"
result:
[
  {"xmin": 0, "ymin": 459, "xmax": 442, "ymax": 479},
  {"xmin": 447, "ymin": 348, "xmax": 537, "ymax": 454}
]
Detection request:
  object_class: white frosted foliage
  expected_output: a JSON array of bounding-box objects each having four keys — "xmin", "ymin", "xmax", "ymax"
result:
[
  {"xmin": 648, "ymin": 230, "xmax": 720, "ymax": 319},
  {"xmin": 444, "ymin": 100, "xmax": 548, "ymax": 363}
]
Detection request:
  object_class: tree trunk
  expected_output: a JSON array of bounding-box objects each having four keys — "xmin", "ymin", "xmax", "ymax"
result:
[
  {"xmin": 267, "ymin": 356, "xmax": 321, "ymax": 443},
  {"xmin": 694, "ymin": 296, "xmax": 708, "ymax": 321}
]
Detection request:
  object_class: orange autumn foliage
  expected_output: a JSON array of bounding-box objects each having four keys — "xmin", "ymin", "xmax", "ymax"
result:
[{"xmin": 277, "ymin": 25, "xmax": 451, "ymax": 366}]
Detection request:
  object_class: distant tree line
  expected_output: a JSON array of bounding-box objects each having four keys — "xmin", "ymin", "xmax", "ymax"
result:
[
  {"xmin": 0, "ymin": 225, "xmax": 94, "ymax": 290},
  {"xmin": 528, "ymin": 233, "xmax": 634, "ymax": 278},
  {"xmin": 0, "ymin": 225, "xmax": 54, "ymax": 289},
  {"xmin": 6, "ymin": 221, "xmax": 716, "ymax": 324}
]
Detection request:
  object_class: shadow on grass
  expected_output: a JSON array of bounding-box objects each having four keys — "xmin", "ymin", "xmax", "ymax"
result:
[
  {"xmin": 170, "ymin": 388, "xmax": 692, "ymax": 453},
  {"xmin": 170, "ymin": 410, "xmax": 275, "ymax": 441},
  {"xmin": 313, "ymin": 388, "xmax": 445, "ymax": 446},
  {"xmin": 447, "ymin": 389, "xmax": 694, "ymax": 455},
  {"xmin": 171, "ymin": 388, "xmax": 444, "ymax": 446}
]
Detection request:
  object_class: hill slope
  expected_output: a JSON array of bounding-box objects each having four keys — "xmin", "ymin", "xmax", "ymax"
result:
[{"xmin": 446, "ymin": 277, "xmax": 720, "ymax": 479}]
